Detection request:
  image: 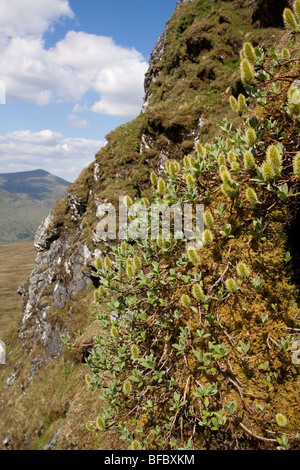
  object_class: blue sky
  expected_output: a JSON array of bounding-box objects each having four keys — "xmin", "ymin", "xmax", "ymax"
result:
[{"xmin": 0, "ymin": 0, "xmax": 178, "ymax": 182}]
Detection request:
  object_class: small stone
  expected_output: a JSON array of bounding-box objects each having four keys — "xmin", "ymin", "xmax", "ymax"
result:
[{"xmin": 0, "ymin": 340, "xmax": 6, "ymax": 365}]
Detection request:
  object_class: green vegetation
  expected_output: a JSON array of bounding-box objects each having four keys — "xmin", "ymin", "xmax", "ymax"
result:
[
  {"xmin": 84, "ymin": 8, "xmax": 300, "ymax": 450},
  {"xmin": 46, "ymin": 0, "xmax": 287, "ymax": 252}
]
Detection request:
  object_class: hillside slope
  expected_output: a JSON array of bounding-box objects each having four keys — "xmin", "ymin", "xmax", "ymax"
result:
[
  {"xmin": 0, "ymin": 242, "xmax": 35, "ymax": 344},
  {"xmin": 0, "ymin": 170, "xmax": 70, "ymax": 243},
  {"xmin": 0, "ymin": 0, "xmax": 299, "ymax": 451}
]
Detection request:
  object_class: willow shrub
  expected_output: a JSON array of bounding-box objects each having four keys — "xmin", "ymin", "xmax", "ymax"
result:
[{"xmin": 83, "ymin": 13, "xmax": 300, "ymax": 451}]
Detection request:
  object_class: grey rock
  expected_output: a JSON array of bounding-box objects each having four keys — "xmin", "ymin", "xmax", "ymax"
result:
[
  {"xmin": 19, "ymin": 191, "xmax": 95, "ymax": 375},
  {"xmin": 42, "ymin": 428, "xmax": 62, "ymax": 451},
  {"xmin": 34, "ymin": 214, "xmax": 60, "ymax": 252},
  {"xmin": 143, "ymin": 27, "xmax": 168, "ymax": 101},
  {"xmin": 140, "ymin": 132, "xmax": 156, "ymax": 154},
  {"xmin": 3, "ymin": 435, "xmax": 13, "ymax": 450},
  {"xmin": 143, "ymin": 0, "xmax": 189, "ymax": 111},
  {"xmin": 94, "ymin": 201, "xmax": 117, "ymax": 242},
  {"xmin": 68, "ymin": 193, "xmax": 87, "ymax": 222},
  {"xmin": 0, "ymin": 340, "xmax": 5, "ymax": 365},
  {"xmin": 6, "ymin": 369, "xmax": 18, "ymax": 387},
  {"xmin": 157, "ymin": 150, "xmax": 170, "ymax": 176},
  {"xmin": 20, "ymin": 233, "xmax": 92, "ymax": 367},
  {"xmin": 94, "ymin": 162, "xmax": 101, "ymax": 182},
  {"xmin": 17, "ymin": 281, "xmax": 29, "ymax": 309}
]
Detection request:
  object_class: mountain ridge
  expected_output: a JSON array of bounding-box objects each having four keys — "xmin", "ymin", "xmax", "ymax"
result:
[{"xmin": 0, "ymin": 169, "xmax": 70, "ymax": 243}]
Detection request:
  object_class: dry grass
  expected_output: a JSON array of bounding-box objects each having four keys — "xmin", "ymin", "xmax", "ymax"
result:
[
  {"xmin": 0, "ymin": 241, "xmax": 35, "ymax": 342},
  {"xmin": 0, "ymin": 241, "xmax": 109, "ymax": 450}
]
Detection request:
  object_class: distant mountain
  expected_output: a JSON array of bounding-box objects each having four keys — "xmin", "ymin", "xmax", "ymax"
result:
[{"xmin": 0, "ymin": 169, "xmax": 70, "ymax": 243}]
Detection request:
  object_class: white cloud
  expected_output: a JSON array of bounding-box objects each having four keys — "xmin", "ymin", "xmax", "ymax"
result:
[
  {"xmin": 0, "ymin": 2, "xmax": 148, "ymax": 117},
  {"xmin": 0, "ymin": 0, "xmax": 74, "ymax": 38},
  {"xmin": 0, "ymin": 1, "xmax": 149, "ymax": 182},
  {"xmin": 91, "ymin": 60, "xmax": 149, "ymax": 116},
  {"xmin": 0, "ymin": 130, "xmax": 105, "ymax": 182},
  {"xmin": 68, "ymin": 114, "xmax": 90, "ymax": 129},
  {"xmin": 6, "ymin": 129, "xmax": 63, "ymax": 144}
]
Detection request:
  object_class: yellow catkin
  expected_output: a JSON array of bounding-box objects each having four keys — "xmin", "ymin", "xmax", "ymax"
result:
[
  {"xmin": 123, "ymin": 380, "xmax": 133, "ymax": 395},
  {"xmin": 266, "ymin": 145, "xmax": 282, "ymax": 170},
  {"xmin": 245, "ymin": 128, "xmax": 256, "ymax": 147},
  {"xmin": 131, "ymin": 344, "xmax": 140, "ymax": 360},
  {"xmin": 95, "ymin": 257, "xmax": 102, "ymax": 270},
  {"xmin": 131, "ymin": 440, "xmax": 142, "ymax": 450},
  {"xmin": 181, "ymin": 294, "xmax": 191, "ymax": 308},
  {"xmin": 157, "ymin": 178, "xmax": 166, "ymax": 195},
  {"xmin": 203, "ymin": 229, "xmax": 213, "ymax": 247},
  {"xmin": 183, "ymin": 155, "xmax": 191, "ymax": 168},
  {"xmin": 221, "ymin": 183, "xmax": 235, "ymax": 198},
  {"xmin": 230, "ymin": 161, "xmax": 239, "ymax": 172},
  {"xmin": 124, "ymin": 195, "xmax": 133, "ymax": 208},
  {"xmin": 218, "ymin": 153, "xmax": 226, "ymax": 166},
  {"xmin": 294, "ymin": 0, "xmax": 300, "ymax": 23},
  {"xmin": 227, "ymin": 151, "xmax": 236, "ymax": 164},
  {"xmin": 293, "ymin": 152, "xmax": 300, "ymax": 180},
  {"xmin": 245, "ymin": 187, "xmax": 259, "ymax": 206},
  {"xmin": 275, "ymin": 413, "xmax": 288, "ymax": 428},
  {"xmin": 226, "ymin": 138, "xmax": 233, "ymax": 150},
  {"xmin": 229, "ymin": 95, "xmax": 239, "ymax": 112},
  {"xmin": 126, "ymin": 258, "xmax": 135, "ymax": 279},
  {"xmin": 196, "ymin": 142, "xmax": 206, "ymax": 158},
  {"xmin": 186, "ymin": 174, "xmax": 196, "ymax": 186},
  {"xmin": 94, "ymin": 290, "xmax": 100, "ymax": 303},
  {"xmin": 133, "ymin": 255, "xmax": 142, "ymax": 271},
  {"xmin": 110, "ymin": 326, "xmax": 119, "ymax": 340},
  {"xmin": 281, "ymin": 48, "xmax": 290, "ymax": 60},
  {"xmin": 240, "ymin": 59, "xmax": 255, "ymax": 86},
  {"xmin": 242, "ymin": 42, "xmax": 256, "ymax": 64},
  {"xmin": 150, "ymin": 171, "xmax": 158, "ymax": 186},
  {"xmin": 236, "ymin": 262, "xmax": 251, "ymax": 278},
  {"xmin": 204, "ymin": 210, "xmax": 215, "ymax": 230},
  {"xmin": 225, "ymin": 278, "xmax": 237, "ymax": 293},
  {"xmin": 104, "ymin": 256, "xmax": 112, "ymax": 270},
  {"xmin": 96, "ymin": 416, "xmax": 106, "ymax": 431},
  {"xmin": 187, "ymin": 249, "xmax": 200, "ymax": 265},
  {"xmin": 237, "ymin": 94, "xmax": 247, "ymax": 112},
  {"xmin": 283, "ymin": 8, "xmax": 298, "ymax": 31},
  {"xmin": 220, "ymin": 169, "xmax": 232, "ymax": 184},
  {"xmin": 192, "ymin": 284, "xmax": 205, "ymax": 301},
  {"xmin": 243, "ymin": 151, "xmax": 255, "ymax": 169},
  {"xmin": 261, "ymin": 161, "xmax": 276, "ymax": 183},
  {"xmin": 99, "ymin": 286, "xmax": 106, "ymax": 298}
]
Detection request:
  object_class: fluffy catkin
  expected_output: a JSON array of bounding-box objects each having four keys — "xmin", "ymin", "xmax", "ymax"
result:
[
  {"xmin": 245, "ymin": 187, "xmax": 260, "ymax": 206},
  {"xmin": 242, "ymin": 42, "xmax": 256, "ymax": 64},
  {"xmin": 245, "ymin": 128, "xmax": 256, "ymax": 147},
  {"xmin": 294, "ymin": 0, "xmax": 300, "ymax": 23},
  {"xmin": 240, "ymin": 59, "xmax": 255, "ymax": 86},
  {"xmin": 283, "ymin": 8, "xmax": 298, "ymax": 31},
  {"xmin": 293, "ymin": 152, "xmax": 300, "ymax": 180},
  {"xmin": 243, "ymin": 151, "xmax": 255, "ymax": 169}
]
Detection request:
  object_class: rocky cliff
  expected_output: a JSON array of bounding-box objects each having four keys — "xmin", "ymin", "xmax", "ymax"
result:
[
  {"xmin": 19, "ymin": 0, "xmax": 289, "ymax": 370},
  {"xmin": 1, "ymin": 0, "xmax": 298, "ymax": 450}
]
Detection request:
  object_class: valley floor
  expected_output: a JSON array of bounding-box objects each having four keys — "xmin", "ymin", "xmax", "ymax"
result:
[{"xmin": 0, "ymin": 241, "xmax": 36, "ymax": 343}]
